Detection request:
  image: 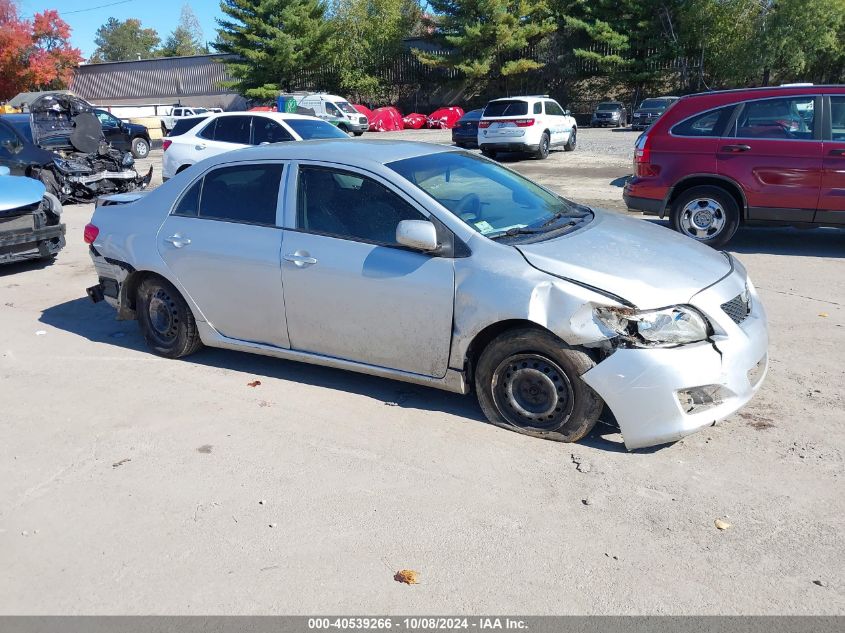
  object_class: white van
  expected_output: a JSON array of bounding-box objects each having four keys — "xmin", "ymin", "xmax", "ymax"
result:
[{"xmin": 295, "ymin": 93, "xmax": 369, "ymax": 135}]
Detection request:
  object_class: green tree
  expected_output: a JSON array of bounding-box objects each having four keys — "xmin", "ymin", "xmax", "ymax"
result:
[
  {"xmin": 215, "ymin": 0, "xmax": 333, "ymax": 99},
  {"xmin": 415, "ymin": 0, "xmax": 556, "ymax": 94},
  {"xmin": 329, "ymin": 0, "xmax": 421, "ymax": 102},
  {"xmin": 162, "ymin": 3, "xmax": 207, "ymax": 57},
  {"xmin": 90, "ymin": 17, "xmax": 160, "ymax": 62}
]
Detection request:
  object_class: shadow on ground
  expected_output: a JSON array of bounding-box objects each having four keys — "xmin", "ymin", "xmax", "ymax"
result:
[
  {"xmin": 640, "ymin": 218, "xmax": 845, "ymax": 258},
  {"xmin": 40, "ymin": 296, "xmax": 627, "ymax": 451}
]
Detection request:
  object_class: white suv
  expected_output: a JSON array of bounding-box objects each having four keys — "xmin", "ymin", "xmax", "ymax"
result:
[
  {"xmin": 478, "ymin": 96, "xmax": 577, "ymax": 159},
  {"xmin": 161, "ymin": 112, "xmax": 348, "ymax": 181}
]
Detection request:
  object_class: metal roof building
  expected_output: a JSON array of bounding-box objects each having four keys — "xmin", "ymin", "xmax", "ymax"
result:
[{"xmin": 70, "ymin": 54, "xmax": 247, "ymax": 110}]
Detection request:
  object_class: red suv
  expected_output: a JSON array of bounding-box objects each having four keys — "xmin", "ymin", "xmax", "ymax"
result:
[{"xmin": 623, "ymin": 85, "xmax": 845, "ymax": 247}]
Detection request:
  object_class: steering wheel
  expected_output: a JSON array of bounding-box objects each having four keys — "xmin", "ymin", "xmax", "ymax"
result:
[{"xmin": 454, "ymin": 193, "xmax": 481, "ymax": 220}]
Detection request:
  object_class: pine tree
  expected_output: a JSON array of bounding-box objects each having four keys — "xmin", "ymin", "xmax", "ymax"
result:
[
  {"xmin": 415, "ymin": 0, "xmax": 556, "ymax": 93},
  {"xmin": 216, "ymin": 0, "xmax": 332, "ymax": 99}
]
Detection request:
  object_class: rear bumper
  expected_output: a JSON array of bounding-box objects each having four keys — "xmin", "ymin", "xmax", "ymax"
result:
[
  {"xmin": 478, "ymin": 141, "xmax": 536, "ymax": 152},
  {"xmin": 582, "ymin": 270, "xmax": 769, "ymax": 450},
  {"xmin": 623, "ymin": 190, "xmax": 665, "ymax": 216}
]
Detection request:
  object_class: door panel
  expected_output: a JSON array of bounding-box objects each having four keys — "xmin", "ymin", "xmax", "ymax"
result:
[
  {"xmin": 718, "ymin": 96, "xmax": 822, "ymax": 221},
  {"xmin": 817, "ymin": 96, "xmax": 845, "ymax": 223},
  {"xmin": 281, "ymin": 231, "xmax": 454, "ymax": 377},
  {"xmin": 156, "ymin": 163, "xmax": 288, "ymax": 348}
]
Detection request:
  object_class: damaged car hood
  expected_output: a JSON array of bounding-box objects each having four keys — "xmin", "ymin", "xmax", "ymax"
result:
[
  {"xmin": 515, "ymin": 209, "xmax": 732, "ymax": 308},
  {"xmin": 28, "ymin": 93, "xmax": 102, "ymax": 152}
]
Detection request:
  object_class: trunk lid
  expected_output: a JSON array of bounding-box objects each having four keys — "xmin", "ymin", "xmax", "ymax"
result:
[{"xmin": 515, "ymin": 210, "xmax": 732, "ymax": 308}]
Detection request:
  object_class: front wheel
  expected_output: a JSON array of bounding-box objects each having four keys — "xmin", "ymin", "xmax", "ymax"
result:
[
  {"xmin": 136, "ymin": 277, "xmax": 203, "ymax": 358},
  {"xmin": 564, "ymin": 127, "xmax": 577, "ymax": 151},
  {"xmin": 671, "ymin": 185, "xmax": 740, "ymax": 249},
  {"xmin": 475, "ymin": 328, "xmax": 603, "ymax": 443},
  {"xmin": 353, "ymin": 131, "xmax": 364, "ymax": 137},
  {"xmin": 480, "ymin": 147, "xmax": 497, "ymax": 159}
]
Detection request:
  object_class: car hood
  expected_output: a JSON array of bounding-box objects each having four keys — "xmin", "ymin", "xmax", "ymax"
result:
[
  {"xmin": 0, "ymin": 173, "xmax": 45, "ymax": 213},
  {"xmin": 515, "ymin": 210, "xmax": 732, "ymax": 308},
  {"xmin": 28, "ymin": 93, "xmax": 103, "ymax": 153}
]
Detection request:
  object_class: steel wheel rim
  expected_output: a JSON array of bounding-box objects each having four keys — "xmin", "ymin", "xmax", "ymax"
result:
[
  {"xmin": 570, "ymin": 129, "xmax": 577, "ymax": 147},
  {"xmin": 680, "ymin": 197, "xmax": 726, "ymax": 240},
  {"xmin": 491, "ymin": 354, "xmax": 574, "ymax": 431},
  {"xmin": 135, "ymin": 141, "xmax": 148, "ymax": 157},
  {"xmin": 147, "ymin": 287, "xmax": 179, "ymax": 343}
]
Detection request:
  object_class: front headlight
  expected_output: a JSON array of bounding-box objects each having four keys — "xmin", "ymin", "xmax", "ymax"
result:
[
  {"xmin": 595, "ymin": 305, "xmax": 711, "ymax": 347},
  {"xmin": 611, "ymin": 112, "xmax": 620, "ymax": 118},
  {"xmin": 53, "ymin": 157, "xmax": 92, "ymax": 174},
  {"xmin": 121, "ymin": 152, "xmax": 134, "ymax": 167}
]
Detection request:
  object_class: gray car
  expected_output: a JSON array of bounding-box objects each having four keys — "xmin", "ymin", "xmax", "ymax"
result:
[{"xmin": 85, "ymin": 140, "xmax": 768, "ymax": 450}]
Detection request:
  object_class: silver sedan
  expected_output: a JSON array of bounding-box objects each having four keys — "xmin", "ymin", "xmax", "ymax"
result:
[{"xmin": 85, "ymin": 140, "xmax": 768, "ymax": 450}]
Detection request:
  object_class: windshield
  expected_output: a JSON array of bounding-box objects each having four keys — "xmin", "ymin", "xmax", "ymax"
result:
[
  {"xmin": 285, "ymin": 119, "xmax": 349, "ymax": 139},
  {"xmin": 484, "ymin": 100, "xmax": 528, "ymax": 117},
  {"xmin": 337, "ymin": 101, "xmax": 358, "ymax": 114},
  {"xmin": 597, "ymin": 103, "xmax": 621, "ymax": 111},
  {"xmin": 639, "ymin": 99, "xmax": 671, "ymax": 110},
  {"xmin": 388, "ymin": 152, "xmax": 590, "ymax": 239}
]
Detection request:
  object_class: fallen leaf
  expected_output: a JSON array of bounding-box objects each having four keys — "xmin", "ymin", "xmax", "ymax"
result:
[
  {"xmin": 394, "ymin": 569, "xmax": 419, "ymax": 585},
  {"xmin": 112, "ymin": 458, "xmax": 131, "ymax": 468},
  {"xmin": 247, "ymin": 380, "xmax": 262, "ymax": 387},
  {"xmin": 196, "ymin": 444, "xmax": 213, "ymax": 454},
  {"xmin": 715, "ymin": 518, "xmax": 732, "ymax": 530},
  {"xmin": 818, "ymin": 313, "xmax": 828, "ymax": 318}
]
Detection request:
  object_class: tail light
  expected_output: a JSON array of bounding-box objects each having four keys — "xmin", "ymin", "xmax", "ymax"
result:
[
  {"xmin": 478, "ymin": 119, "xmax": 535, "ymax": 128},
  {"xmin": 634, "ymin": 133, "xmax": 659, "ymax": 177},
  {"xmin": 162, "ymin": 139, "xmax": 172, "ymax": 151},
  {"xmin": 83, "ymin": 223, "xmax": 99, "ymax": 244}
]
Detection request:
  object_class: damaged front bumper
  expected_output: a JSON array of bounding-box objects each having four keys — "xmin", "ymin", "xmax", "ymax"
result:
[
  {"xmin": 0, "ymin": 222, "xmax": 66, "ymax": 263},
  {"xmin": 582, "ymin": 270, "xmax": 769, "ymax": 450}
]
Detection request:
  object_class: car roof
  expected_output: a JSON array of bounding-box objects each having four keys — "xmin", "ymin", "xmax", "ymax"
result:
[
  {"xmin": 488, "ymin": 96, "xmax": 553, "ymax": 102},
  {"xmin": 205, "ymin": 111, "xmax": 319, "ymax": 122},
  {"xmin": 212, "ymin": 139, "xmax": 460, "ymax": 168}
]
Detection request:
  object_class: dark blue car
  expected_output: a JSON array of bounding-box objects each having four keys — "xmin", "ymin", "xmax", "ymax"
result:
[{"xmin": 451, "ymin": 109, "xmax": 483, "ymax": 148}]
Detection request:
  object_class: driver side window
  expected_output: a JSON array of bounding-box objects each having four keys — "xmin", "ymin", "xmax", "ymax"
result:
[
  {"xmin": 733, "ymin": 97, "xmax": 815, "ymax": 140},
  {"xmin": 297, "ymin": 166, "xmax": 425, "ymax": 246}
]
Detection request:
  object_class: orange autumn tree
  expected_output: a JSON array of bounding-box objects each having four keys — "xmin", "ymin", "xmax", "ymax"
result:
[{"xmin": 0, "ymin": 0, "xmax": 82, "ymax": 101}]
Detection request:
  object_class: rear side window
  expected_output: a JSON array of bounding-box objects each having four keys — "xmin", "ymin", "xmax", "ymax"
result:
[
  {"xmin": 169, "ymin": 116, "xmax": 208, "ymax": 137},
  {"xmin": 533, "ymin": 102, "xmax": 542, "ymax": 114},
  {"xmin": 832, "ymin": 97, "xmax": 845, "ymax": 141},
  {"xmin": 198, "ymin": 119, "xmax": 216, "ymax": 140},
  {"xmin": 484, "ymin": 100, "xmax": 528, "ymax": 117},
  {"xmin": 671, "ymin": 106, "xmax": 735, "ymax": 137},
  {"xmin": 733, "ymin": 97, "xmax": 815, "ymax": 140},
  {"xmin": 172, "ymin": 164, "xmax": 283, "ymax": 225},
  {"xmin": 213, "ymin": 116, "xmax": 252, "ymax": 144},
  {"xmin": 251, "ymin": 117, "xmax": 294, "ymax": 144}
]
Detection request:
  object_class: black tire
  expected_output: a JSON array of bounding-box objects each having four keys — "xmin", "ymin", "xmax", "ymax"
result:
[
  {"xmin": 481, "ymin": 147, "xmax": 497, "ymax": 159},
  {"xmin": 136, "ymin": 277, "xmax": 202, "ymax": 359},
  {"xmin": 161, "ymin": 123, "xmax": 168, "ymax": 136},
  {"xmin": 131, "ymin": 137, "xmax": 150, "ymax": 159},
  {"xmin": 353, "ymin": 131, "xmax": 364, "ymax": 137},
  {"xmin": 535, "ymin": 132, "xmax": 550, "ymax": 159},
  {"xmin": 564, "ymin": 127, "xmax": 577, "ymax": 151},
  {"xmin": 670, "ymin": 185, "xmax": 740, "ymax": 249},
  {"xmin": 475, "ymin": 328, "xmax": 603, "ymax": 443},
  {"xmin": 338, "ymin": 124, "xmax": 350, "ymax": 135}
]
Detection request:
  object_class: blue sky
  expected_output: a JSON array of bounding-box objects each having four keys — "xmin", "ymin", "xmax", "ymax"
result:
[{"xmin": 18, "ymin": 0, "xmax": 224, "ymax": 59}]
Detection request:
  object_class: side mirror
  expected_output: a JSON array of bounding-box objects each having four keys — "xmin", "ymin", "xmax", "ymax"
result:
[
  {"xmin": 396, "ymin": 219, "xmax": 438, "ymax": 252},
  {"xmin": 564, "ymin": 109, "xmax": 572, "ymax": 116}
]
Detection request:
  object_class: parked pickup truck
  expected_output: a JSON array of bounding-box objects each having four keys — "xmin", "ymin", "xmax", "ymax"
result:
[
  {"xmin": 0, "ymin": 166, "xmax": 65, "ymax": 264},
  {"xmin": 160, "ymin": 106, "xmax": 209, "ymax": 134}
]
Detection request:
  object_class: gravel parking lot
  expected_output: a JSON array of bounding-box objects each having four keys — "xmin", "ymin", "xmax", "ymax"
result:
[{"xmin": 1, "ymin": 127, "xmax": 843, "ymax": 614}]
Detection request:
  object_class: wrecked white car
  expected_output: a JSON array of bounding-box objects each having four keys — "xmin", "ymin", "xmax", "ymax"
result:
[
  {"xmin": 0, "ymin": 165, "xmax": 65, "ymax": 264},
  {"xmin": 1, "ymin": 93, "xmax": 152, "ymax": 204},
  {"xmin": 84, "ymin": 140, "xmax": 768, "ymax": 450}
]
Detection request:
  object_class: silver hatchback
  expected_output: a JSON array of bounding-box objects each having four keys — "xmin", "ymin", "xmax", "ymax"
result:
[{"xmin": 85, "ymin": 140, "xmax": 768, "ymax": 450}]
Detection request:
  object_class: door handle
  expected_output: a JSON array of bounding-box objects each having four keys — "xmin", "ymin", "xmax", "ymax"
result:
[
  {"xmin": 194, "ymin": 144, "xmax": 206, "ymax": 151},
  {"xmin": 721, "ymin": 144, "xmax": 751, "ymax": 152},
  {"xmin": 165, "ymin": 234, "xmax": 191, "ymax": 248},
  {"xmin": 284, "ymin": 251, "xmax": 317, "ymax": 267},
  {"xmin": 829, "ymin": 148, "xmax": 845, "ymax": 156}
]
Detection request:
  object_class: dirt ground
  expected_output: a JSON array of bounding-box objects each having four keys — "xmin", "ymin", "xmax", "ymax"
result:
[{"xmin": 1, "ymin": 127, "xmax": 843, "ymax": 614}]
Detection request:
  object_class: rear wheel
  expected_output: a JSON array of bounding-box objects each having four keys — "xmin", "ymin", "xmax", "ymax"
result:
[
  {"xmin": 353, "ymin": 131, "xmax": 364, "ymax": 137},
  {"xmin": 671, "ymin": 185, "xmax": 740, "ymax": 249},
  {"xmin": 475, "ymin": 328, "xmax": 603, "ymax": 443},
  {"xmin": 535, "ymin": 132, "xmax": 550, "ymax": 159},
  {"xmin": 131, "ymin": 137, "xmax": 150, "ymax": 159},
  {"xmin": 136, "ymin": 277, "xmax": 202, "ymax": 358},
  {"xmin": 564, "ymin": 127, "xmax": 577, "ymax": 151}
]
